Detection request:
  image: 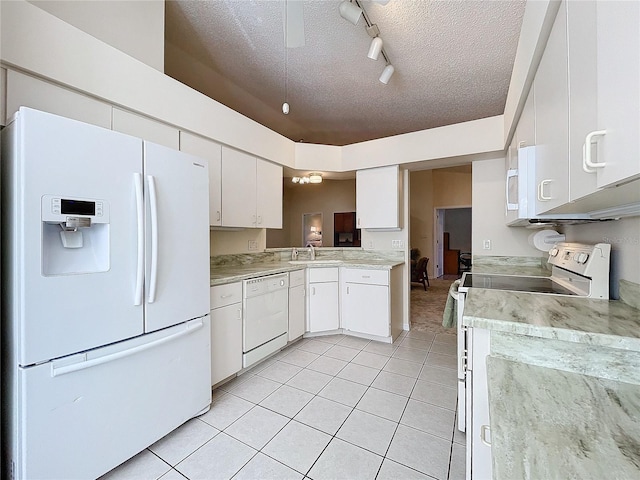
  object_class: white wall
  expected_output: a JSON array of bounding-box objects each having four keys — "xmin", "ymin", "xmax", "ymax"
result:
[
  {"xmin": 562, "ymin": 217, "xmax": 640, "ymax": 298},
  {"xmin": 472, "ymin": 156, "xmax": 542, "ymax": 257},
  {"xmin": 29, "ymin": 0, "xmax": 165, "ymax": 72},
  {"xmin": 210, "ymin": 229, "xmax": 266, "ymax": 256}
]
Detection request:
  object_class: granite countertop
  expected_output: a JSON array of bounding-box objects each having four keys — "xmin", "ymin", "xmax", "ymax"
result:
[
  {"xmin": 462, "ymin": 288, "xmax": 640, "ymax": 352},
  {"xmin": 210, "ymin": 259, "xmax": 404, "ymax": 286}
]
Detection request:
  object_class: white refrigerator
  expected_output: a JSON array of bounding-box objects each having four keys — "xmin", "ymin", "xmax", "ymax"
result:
[{"xmin": 1, "ymin": 107, "xmax": 212, "ymax": 479}]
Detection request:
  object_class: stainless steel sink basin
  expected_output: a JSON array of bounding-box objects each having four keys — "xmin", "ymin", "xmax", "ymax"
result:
[{"xmin": 288, "ymin": 260, "xmax": 343, "ymax": 265}]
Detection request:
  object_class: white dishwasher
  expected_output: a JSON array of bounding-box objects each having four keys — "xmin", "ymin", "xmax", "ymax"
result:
[{"xmin": 243, "ymin": 273, "xmax": 289, "ymax": 368}]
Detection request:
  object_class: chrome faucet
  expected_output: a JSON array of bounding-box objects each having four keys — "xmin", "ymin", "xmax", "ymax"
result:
[{"xmin": 307, "ymin": 243, "xmax": 316, "ymax": 260}]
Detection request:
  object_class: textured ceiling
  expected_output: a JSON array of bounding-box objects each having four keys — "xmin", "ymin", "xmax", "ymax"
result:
[{"xmin": 165, "ymin": 0, "xmax": 525, "ymax": 146}]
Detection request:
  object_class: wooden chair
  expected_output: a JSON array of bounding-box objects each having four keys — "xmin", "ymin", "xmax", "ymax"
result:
[{"xmin": 411, "ymin": 257, "xmax": 430, "ymax": 290}]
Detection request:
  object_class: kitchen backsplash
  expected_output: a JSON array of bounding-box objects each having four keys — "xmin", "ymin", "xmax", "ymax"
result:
[{"xmin": 210, "ymin": 248, "xmax": 404, "ymax": 268}]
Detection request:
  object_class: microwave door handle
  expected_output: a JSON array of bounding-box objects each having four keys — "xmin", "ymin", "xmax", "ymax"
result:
[
  {"xmin": 134, "ymin": 173, "xmax": 144, "ymax": 306},
  {"xmin": 147, "ymin": 175, "xmax": 159, "ymax": 304},
  {"xmin": 506, "ymin": 169, "xmax": 519, "ymax": 210}
]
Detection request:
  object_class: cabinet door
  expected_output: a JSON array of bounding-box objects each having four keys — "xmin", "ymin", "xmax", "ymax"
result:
[
  {"xmin": 593, "ymin": 1, "xmax": 640, "ymax": 187},
  {"xmin": 288, "ymin": 284, "xmax": 306, "ymax": 341},
  {"xmin": 468, "ymin": 328, "xmax": 492, "ymax": 480},
  {"xmin": 534, "ymin": 2, "xmax": 569, "ymax": 214},
  {"xmin": 180, "ymin": 132, "xmax": 222, "ymax": 226},
  {"xmin": 211, "ymin": 303, "xmax": 243, "ymax": 386},
  {"xmin": 222, "ymin": 147, "xmax": 257, "ymax": 227},
  {"xmin": 342, "ymin": 283, "xmax": 389, "ymax": 337},
  {"xmin": 256, "ymin": 159, "xmax": 283, "ymax": 229},
  {"xmin": 356, "ymin": 165, "xmax": 400, "ymax": 229},
  {"xmin": 308, "ymin": 282, "xmax": 339, "ymax": 332}
]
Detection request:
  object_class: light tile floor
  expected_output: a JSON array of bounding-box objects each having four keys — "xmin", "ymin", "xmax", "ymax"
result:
[{"xmin": 101, "ymin": 330, "xmax": 466, "ymax": 480}]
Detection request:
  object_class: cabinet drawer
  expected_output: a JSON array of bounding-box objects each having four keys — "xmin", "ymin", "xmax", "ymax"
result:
[
  {"xmin": 210, "ymin": 282, "xmax": 242, "ymax": 309},
  {"xmin": 342, "ymin": 268, "xmax": 388, "ymax": 286},
  {"xmin": 289, "ymin": 269, "xmax": 305, "ymax": 287},
  {"xmin": 309, "ymin": 267, "xmax": 339, "ymax": 283}
]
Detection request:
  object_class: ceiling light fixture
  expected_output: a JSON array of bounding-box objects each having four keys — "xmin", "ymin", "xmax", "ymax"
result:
[
  {"xmin": 339, "ymin": 1, "xmax": 363, "ymax": 25},
  {"xmin": 309, "ymin": 173, "xmax": 323, "ymax": 184},
  {"xmin": 367, "ymin": 36, "xmax": 383, "ymax": 61},
  {"xmin": 291, "ymin": 173, "xmax": 322, "ymax": 184},
  {"xmin": 379, "ymin": 64, "xmax": 395, "ymax": 84},
  {"xmin": 340, "ymin": 0, "xmax": 396, "ymax": 85}
]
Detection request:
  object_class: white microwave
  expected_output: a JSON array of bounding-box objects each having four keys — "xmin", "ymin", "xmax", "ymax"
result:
[{"xmin": 505, "ymin": 146, "xmax": 593, "ymax": 226}]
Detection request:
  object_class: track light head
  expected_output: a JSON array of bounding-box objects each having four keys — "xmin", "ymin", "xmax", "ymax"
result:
[
  {"xmin": 339, "ymin": 1, "xmax": 362, "ymax": 25},
  {"xmin": 379, "ymin": 64, "xmax": 395, "ymax": 84},
  {"xmin": 367, "ymin": 37, "xmax": 383, "ymax": 60}
]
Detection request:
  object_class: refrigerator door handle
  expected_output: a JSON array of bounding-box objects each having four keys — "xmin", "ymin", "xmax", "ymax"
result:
[
  {"xmin": 134, "ymin": 173, "xmax": 145, "ymax": 306},
  {"xmin": 147, "ymin": 174, "xmax": 159, "ymax": 303},
  {"xmin": 52, "ymin": 319, "xmax": 205, "ymax": 377}
]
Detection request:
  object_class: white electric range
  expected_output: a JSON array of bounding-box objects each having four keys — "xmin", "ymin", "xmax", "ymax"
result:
[{"xmin": 454, "ymin": 242, "xmax": 611, "ymax": 480}]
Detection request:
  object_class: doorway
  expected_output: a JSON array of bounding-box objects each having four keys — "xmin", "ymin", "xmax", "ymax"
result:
[
  {"xmin": 302, "ymin": 213, "xmax": 323, "ymax": 247},
  {"xmin": 434, "ymin": 207, "xmax": 472, "ymax": 278}
]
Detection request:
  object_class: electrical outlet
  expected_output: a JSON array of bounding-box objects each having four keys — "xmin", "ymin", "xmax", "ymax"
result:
[
  {"xmin": 483, "ymin": 239, "xmax": 491, "ymax": 250},
  {"xmin": 391, "ymin": 240, "xmax": 404, "ymax": 249},
  {"xmin": 248, "ymin": 240, "xmax": 258, "ymax": 251}
]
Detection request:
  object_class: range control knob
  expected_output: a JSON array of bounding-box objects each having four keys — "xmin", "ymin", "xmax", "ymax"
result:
[
  {"xmin": 578, "ymin": 253, "xmax": 589, "ymax": 264},
  {"xmin": 573, "ymin": 253, "xmax": 581, "ymax": 262},
  {"xmin": 549, "ymin": 248, "xmax": 559, "ymax": 257}
]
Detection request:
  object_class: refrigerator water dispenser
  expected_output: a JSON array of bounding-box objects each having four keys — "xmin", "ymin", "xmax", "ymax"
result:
[{"xmin": 41, "ymin": 195, "xmax": 110, "ymax": 275}]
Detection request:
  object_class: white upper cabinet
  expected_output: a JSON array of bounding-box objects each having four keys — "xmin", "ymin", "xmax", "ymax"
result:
[
  {"xmin": 222, "ymin": 147, "xmax": 257, "ymax": 228},
  {"xmin": 591, "ymin": 1, "xmax": 640, "ymax": 187},
  {"xmin": 533, "ymin": 0, "xmax": 601, "ymax": 214},
  {"xmin": 533, "ymin": 1, "xmax": 571, "ymax": 213},
  {"xmin": 221, "ymin": 146, "xmax": 282, "ymax": 228},
  {"xmin": 527, "ymin": 0, "xmax": 639, "ymax": 216},
  {"xmin": 179, "ymin": 132, "xmax": 222, "ymax": 226},
  {"xmin": 356, "ymin": 165, "xmax": 400, "ymax": 230}
]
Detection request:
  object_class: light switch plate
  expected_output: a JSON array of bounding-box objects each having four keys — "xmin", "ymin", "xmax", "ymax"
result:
[{"xmin": 248, "ymin": 240, "xmax": 258, "ymax": 251}]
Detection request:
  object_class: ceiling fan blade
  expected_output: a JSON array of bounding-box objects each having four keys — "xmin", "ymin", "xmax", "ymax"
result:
[{"xmin": 285, "ymin": 0, "xmax": 305, "ymax": 48}]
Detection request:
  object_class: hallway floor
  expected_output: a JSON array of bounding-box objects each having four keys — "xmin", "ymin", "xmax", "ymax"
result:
[{"xmin": 102, "ymin": 329, "xmax": 464, "ymax": 480}]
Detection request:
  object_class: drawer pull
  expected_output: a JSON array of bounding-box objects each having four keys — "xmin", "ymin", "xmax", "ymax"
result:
[
  {"xmin": 362, "ymin": 275, "xmax": 371, "ymax": 279},
  {"xmin": 480, "ymin": 425, "xmax": 492, "ymax": 446},
  {"xmin": 219, "ymin": 294, "xmax": 233, "ymax": 299}
]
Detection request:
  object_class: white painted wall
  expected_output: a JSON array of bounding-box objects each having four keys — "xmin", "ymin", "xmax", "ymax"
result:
[
  {"xmin": 29, "ymin": 0, "xmax": 165, "ymax": 72},
  {"xmin": 342, "ymin": 116, "xmax": 505, "ymax": 171},
  {"xmin": 472, "ymin": 156, "xmax": 542, "ymax": 257},
  {"xmin": 562, "ymin": 217, "xmax": 640, "ymax": 298}
]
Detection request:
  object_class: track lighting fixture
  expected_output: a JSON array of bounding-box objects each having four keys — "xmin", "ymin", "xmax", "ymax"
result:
[
  {"xmin": 339, "ymin": 1, "xmax": 363, "ymax": 25},
  {"xmin": 339, "ymin": 0, "xmax": 396, "ymax": 85},
  {"xmin": 379, "ymin": 64, "xmax": 395, "ymax": 84},
  {"xmin": 367, "ymin": 36, "xmax": 383, "ymax": 60}
]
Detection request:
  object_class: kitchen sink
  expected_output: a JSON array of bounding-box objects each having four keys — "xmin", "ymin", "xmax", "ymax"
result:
[{"xmin": 288, "ymin": 260, "xmax": 343, "ymax": 265}]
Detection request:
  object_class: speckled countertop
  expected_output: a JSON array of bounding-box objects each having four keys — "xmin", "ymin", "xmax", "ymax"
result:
[
  {"xmin": 462, "ymin": 288, "xmax": 640, "ymax": 351},
  {"xmin": 210, "ymin": 259, "xmax": 404, "ymax": 286}
]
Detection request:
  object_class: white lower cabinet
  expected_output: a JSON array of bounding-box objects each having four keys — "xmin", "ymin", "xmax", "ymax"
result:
[
  {"xmin": 307, "ymin": 268, "xmax": 339, "ymax": 333},
  {"xmin": 288, "ymin": 269, "xmax": 306, "ymax": 341},
  {"xmin": 210, "ymin": 283, "xmax": 243, "ymax": 386},
  {"xmin": 466, "ymin": 327, "xmax": 492, "ymax": 480},
  {"xmin": 341, "ymin": 268, "xmax": 390, "ymax": 338}
]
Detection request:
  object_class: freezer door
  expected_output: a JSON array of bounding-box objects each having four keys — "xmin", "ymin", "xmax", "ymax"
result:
[
  {"xmin": 143, "ymin": 142, "xmax": 210, "ymax": 332},
  {"xmin": 7, "ymin": 108, "xmax": 144, "ymax": 366},
  {"xmin": 12, "ymin": 317, "xmax": 211, "ymax": 480}
]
